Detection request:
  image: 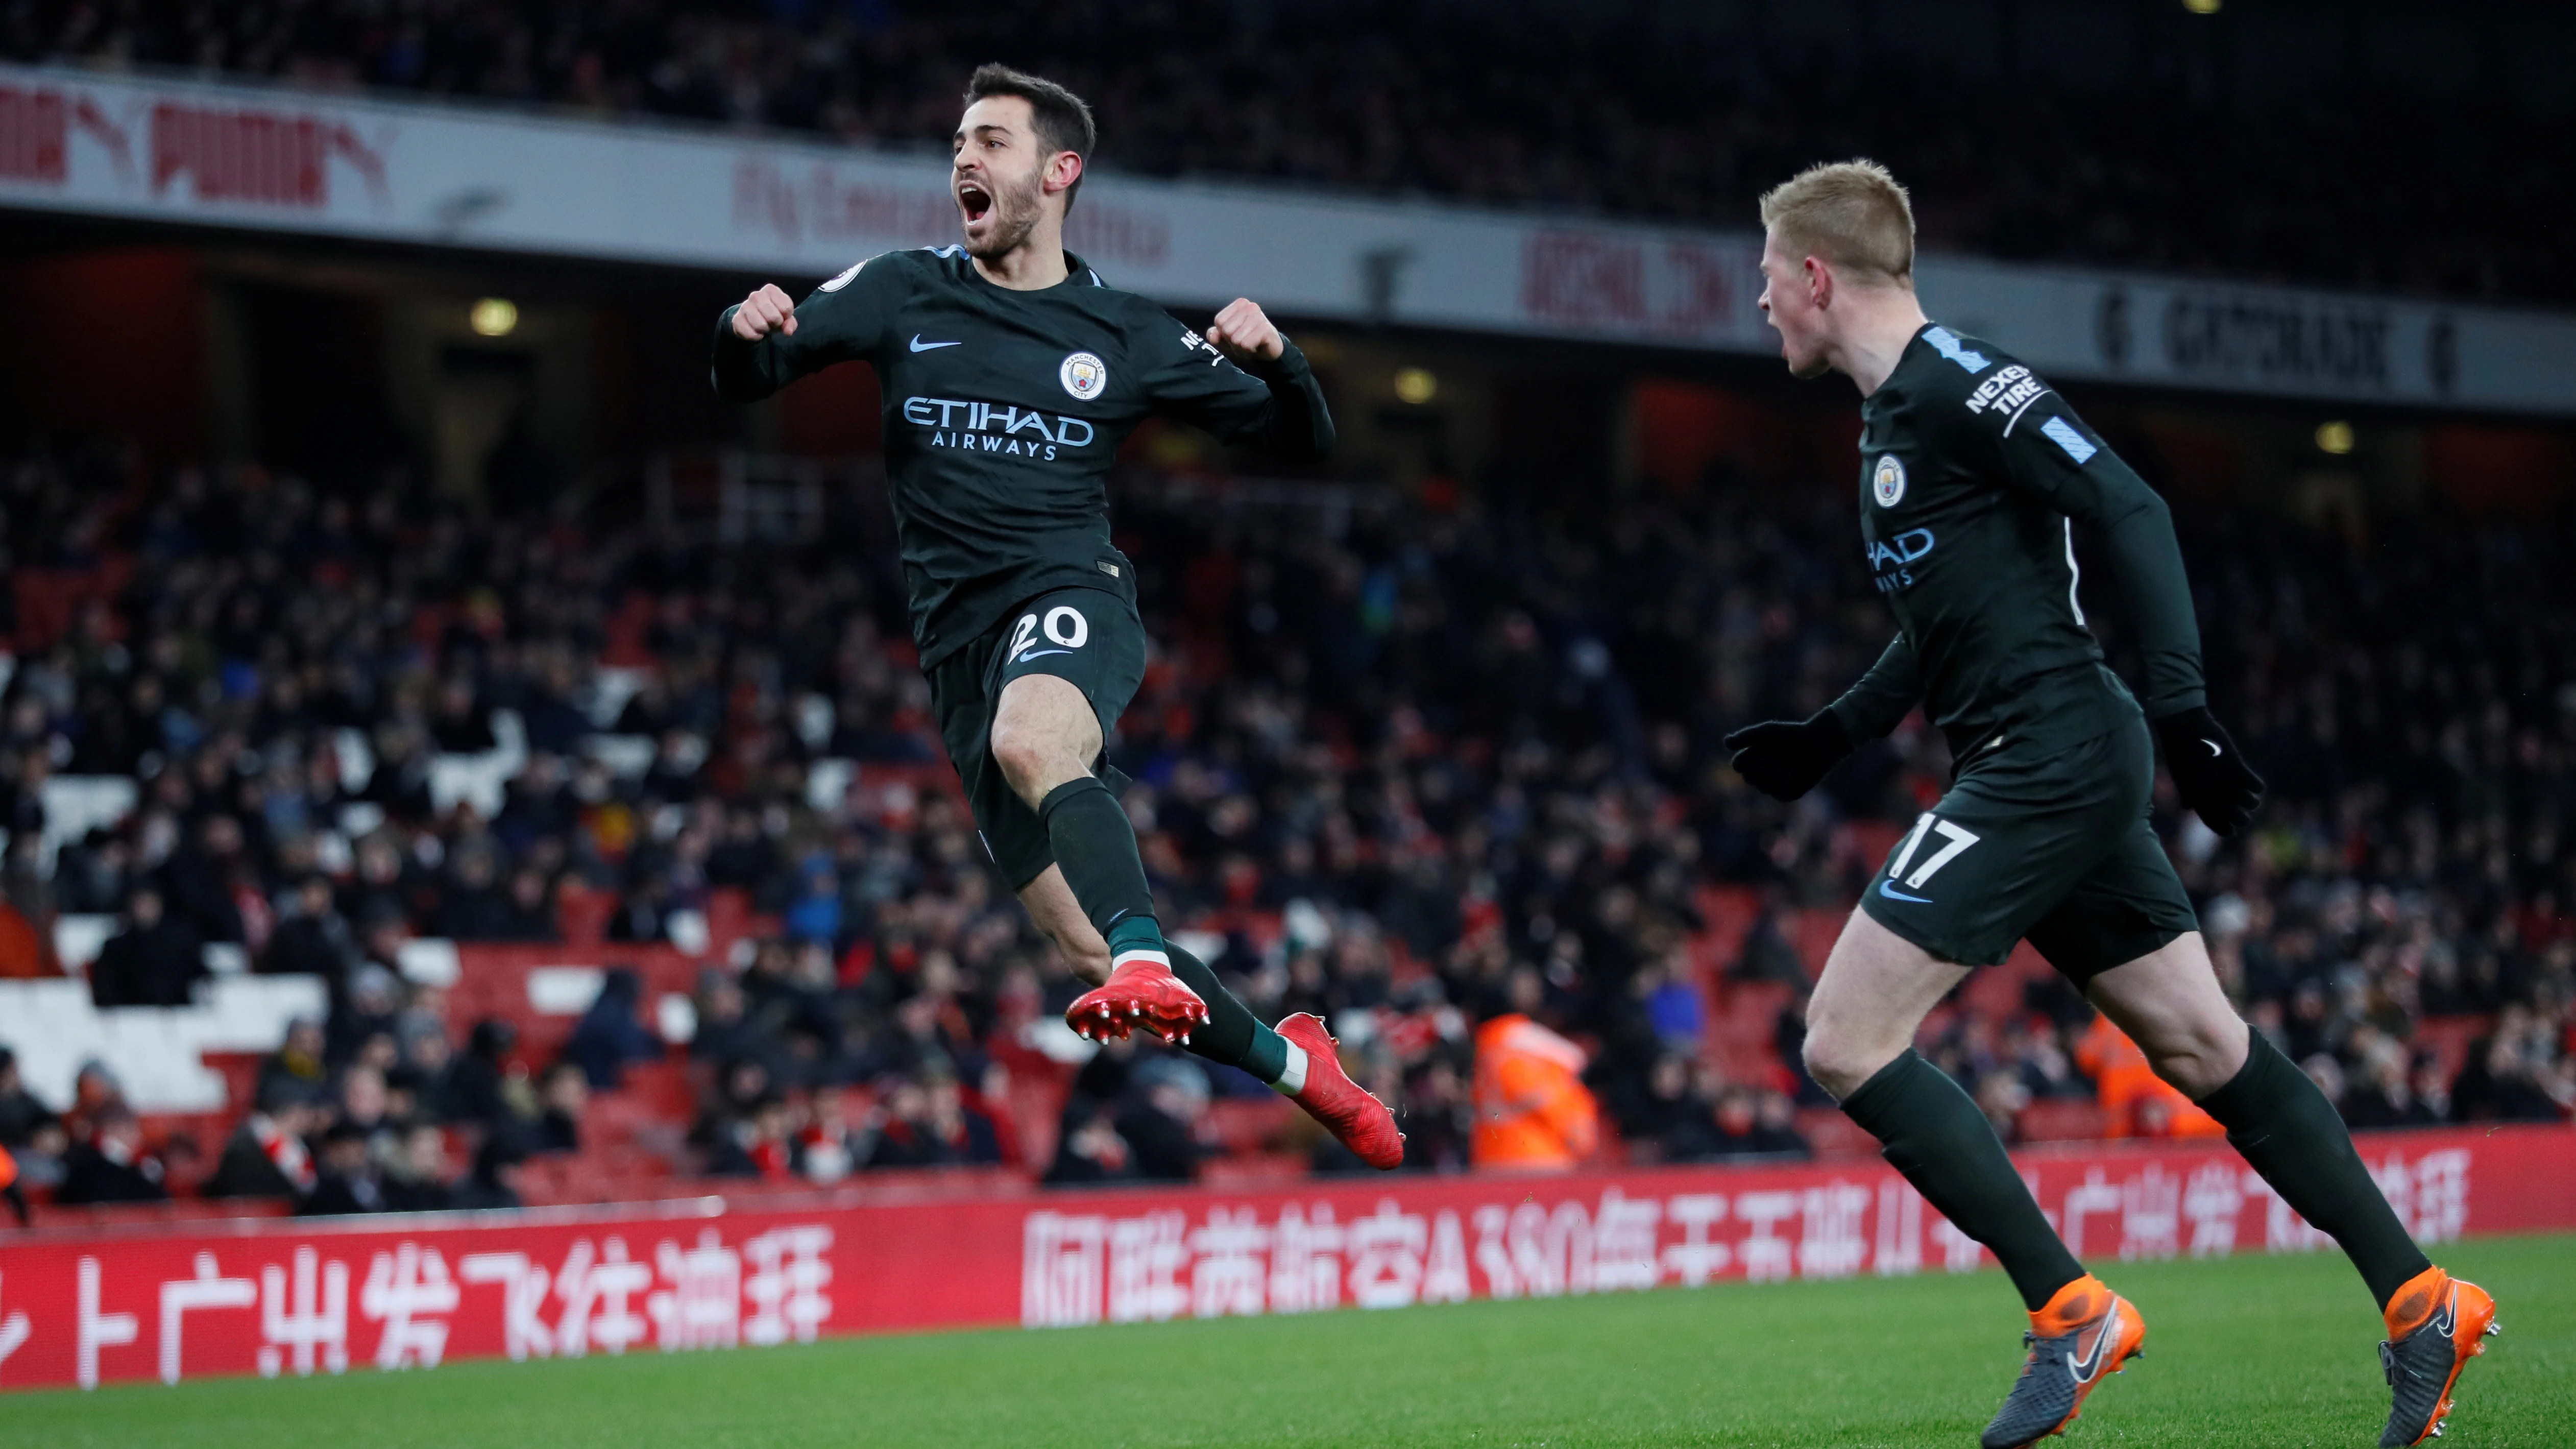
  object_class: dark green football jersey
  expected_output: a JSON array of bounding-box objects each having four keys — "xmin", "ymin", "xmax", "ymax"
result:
[
  {"xmin": 711, "ymin": 246, "xmax": 1333, "ymax": 665},
  {"xmin": 1827, "ymin": 323, "xmax": 2206, "ymax": 760}
]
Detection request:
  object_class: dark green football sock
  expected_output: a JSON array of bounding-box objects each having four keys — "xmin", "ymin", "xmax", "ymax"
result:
[
  {"xmin": 1038, "ymin": 777, "xmax": 1298, "ymax": 1090},
  {"xmin": 1842, "ymin": 1050, "xmax": 2086, "ymax": 1311},
  {"xmin": 1039, "ymin": 777, "xmax": 1159, "ymax": 938},
  {"xmin": 1164, "ymin": 941, "xmax": 1293, "ymax": 1086},
  {"xmin": 2195, "ymin": 1030, "xmax": 2430, "ymax": 1310}
]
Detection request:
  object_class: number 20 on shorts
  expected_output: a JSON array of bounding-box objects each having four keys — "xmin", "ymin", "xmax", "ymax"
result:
[{"xmin": 1009, "ymin": 604, "xmax": 1090, "ymax": 661}]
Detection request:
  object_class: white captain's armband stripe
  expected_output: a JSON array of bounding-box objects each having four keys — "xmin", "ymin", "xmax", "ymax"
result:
[
  {"xmin": 2039, "ymin": 416, "xmax": 2098, "ymax": 464},
  {"xmin": 819, "ymin": 255, "xmax": 875, "ymax": 292}
]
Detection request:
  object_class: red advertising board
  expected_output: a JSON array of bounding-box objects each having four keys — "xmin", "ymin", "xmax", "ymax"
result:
[{"xmin": 1, "ymin": 1125, "xmax": 2567, "ymax": 1391}]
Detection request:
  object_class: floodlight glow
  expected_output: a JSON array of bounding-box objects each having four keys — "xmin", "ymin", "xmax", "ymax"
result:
[{"xmin": 471, "ymin": 297, "xmax": 520, "ymax": 337}]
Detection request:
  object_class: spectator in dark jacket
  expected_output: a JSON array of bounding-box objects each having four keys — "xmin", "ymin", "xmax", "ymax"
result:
[
  {"xmin": 391, "ymin": 1021, "xmax": 464, "ymax": 1124},
  {"xmin": 563, "ymin": 967, "xmax": 660, "ymax": 1089},
  {"xmin": 205, "ymin": 1080, "xmax": 323, "ymax": 1200},
  {"xmin": 1042, "ymin": 1098, "xmax": 1136, "ymax": 1187},
  {"xmin": 1698, "ymin": 1087, "xmax": 1813, "ymax": 1161},
  {"xmin": 263, "ymin": 877, "xmax": 359, "ymax": 993},
  {"xmin": 686, "ymin": 969, "xmax": 777, "ymax": 1072},
  {"xmin": 433, "ymin": 850, "xmax": 518, "ymax": 940},
  {"xmin": 1632, "ymin": 1054, "xmax": 1719, "ymax": 1162},
  {"xmin": 1113, "ymin": 1057, "xmax": 1208, "ymax": 1182},
  {"xmin": 256, "ymin": 1016, "xmax": 330, "ymax": 1105},
  {"xmin": 2451, "ymin": 1033, "xmax": 2566, "ymax": 1123},
  {"xmin": 1399, "ymin": 1058, "xmax": 1476, "ymax": 1173},
  {"xmin": 0, "ymin": 1046, "xmax": 57, "ymax": 1149},
  {"xmin": 450, "ymin": 1019, "xmax": 528, "ymax": 1131},
  {"xmin": 381, "ymin": 1119, "xmax": 458, "ymax": 1206},
  {"xmin": 325, "ymin": 964, "xmax": 402, "ymax": 1069},
  {"xmin": 298, "ymin": 1121, "xmax": 386, "ymax": 1215},
  {"xmin": 156, "ymin": 814, "xmax": 249, "ymax": 944},
  {"xmin": 381, "ymin": 1123, "xmax": 456, "ymax": 1213},
  {"xmin": 56, "ymin": 1107, "xmax": 168, "ymax": 1204},
  {"xmin": 447, "ymin": 1134, "xmax": 527, "ymax": 1211},
  {"xmin": 532, "ymin": 1060, "xmax": 586, "ymax": 1153},
  {"xmin": 495, "ymin": 867, "xmax": 561, "ymax": 942},
  {"xmin": 88, "ymin": 887, "xmax": 205, "ymax": 1007}
]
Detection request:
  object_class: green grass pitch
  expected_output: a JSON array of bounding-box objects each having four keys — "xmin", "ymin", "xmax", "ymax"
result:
[{"xmin": 16, "ymin": 1233, "xmax": 2572, "ymax": 1447}]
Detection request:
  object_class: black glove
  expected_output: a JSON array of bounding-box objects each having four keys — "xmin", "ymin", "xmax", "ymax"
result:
[
  {"xmin": 1723, "ymin": 711, "xmax": 1855, "ymax": 802},
  {"xmin": 2153, "ymin": 706, "xmax": 2265, "ymax": 836}
]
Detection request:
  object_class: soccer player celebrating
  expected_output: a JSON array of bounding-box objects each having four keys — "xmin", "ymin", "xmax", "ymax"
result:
[
  {"xmin": 1733, "ymin": 160, "xmax": 2494, "ymax": 1448},
  {"xmin": 710, "ymin": 65, "xmax": 1400, "ymax": 1169}
]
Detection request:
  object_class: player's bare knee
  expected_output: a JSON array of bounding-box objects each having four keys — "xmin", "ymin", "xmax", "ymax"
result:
[
  {"xmin": 1800, "ymin": 1023, "xmax": 1887, "ymax": 1101},
  {"xmin": 2144, "ymin": 1023, "xmax": 2243, "ymax": 1099},
  {"xmin": 989, "ymin": 722, "xmax": 1065, "ymax": 805}
]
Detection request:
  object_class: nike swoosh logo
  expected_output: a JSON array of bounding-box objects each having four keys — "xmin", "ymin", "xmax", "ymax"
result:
[
  {"xmin": 2067, "ymin": 1304, "xmax": 2120, "ymax": 1383},
  {"xmin": 910, "ymin": 335, "xmax": 961, "ymax": 351},
  {"xmin": 1014, "ymin": 648, "xmax": 1074, "ymax": 662},
  {"xmin": 2429, "ymin": 1290, "xmax": 2456, "ymax": 1339},
  {"xmin": 1878, "ymin": 880, "xmax": 1933, "ymax": 904},
  {"xmin": 2203, "ymin": 739, "xmax": 2223, "ymax": 757}
]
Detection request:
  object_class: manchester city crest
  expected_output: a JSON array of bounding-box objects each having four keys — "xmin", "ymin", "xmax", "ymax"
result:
[
  {"xmin": 1873, "ymin": 453, "xmax": 1907, "ymax": 508},
  {"xmin": 1059, "ymin": 351, "xmax": 1108, "ymax": 400}
]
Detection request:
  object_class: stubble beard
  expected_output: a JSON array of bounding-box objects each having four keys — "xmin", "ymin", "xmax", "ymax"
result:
[{"xmin": 965, "ymin": 170, "xmax": 1044, "ymax": 263}]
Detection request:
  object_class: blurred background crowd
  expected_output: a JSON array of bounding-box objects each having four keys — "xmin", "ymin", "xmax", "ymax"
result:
[
  {"xmin": 3, "ymin": 412, "xmax": 2570, "ymax": 1216},
  {"xmin": 4, "ymin": 0, "xmax": 2569, "ymax": 306}
]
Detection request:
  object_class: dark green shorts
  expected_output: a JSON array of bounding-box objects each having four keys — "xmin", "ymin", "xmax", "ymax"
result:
[
  {"xmin": 1856, "ymin": 715, "xmax": 2198, "ymax": 984},
  {"xmin": 927, "ymin": 587, "xmax": 1149, "ymax": 892}
]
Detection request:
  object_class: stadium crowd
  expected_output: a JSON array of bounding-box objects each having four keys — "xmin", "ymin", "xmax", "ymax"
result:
[
  {"xmin": 4, "ymin": 1, "xmax": 2568, "ymax": 306},
  {"xmin": 0, "ymin": 426, "xmax": 2571, "ymax": 1213}
]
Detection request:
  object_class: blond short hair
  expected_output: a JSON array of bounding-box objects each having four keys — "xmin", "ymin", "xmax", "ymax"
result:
[{"xmin": 1758, "ymin": 159, "xmax": 1915, "ymax": 283}]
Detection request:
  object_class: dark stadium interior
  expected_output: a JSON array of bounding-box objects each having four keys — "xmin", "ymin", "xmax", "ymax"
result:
[
  {"xmin": 5, "ymin": 0, "xmax": 2572, "ymax": 305},
  {"xmin": 0, "ymin": 2, "xmax": 2570, "ymax": 1231}
]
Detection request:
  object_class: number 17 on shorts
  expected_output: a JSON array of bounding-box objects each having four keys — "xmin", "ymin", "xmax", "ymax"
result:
[{"xmin": 1877, "ymin": 811, "xmax": 1981, "ymax": 905}]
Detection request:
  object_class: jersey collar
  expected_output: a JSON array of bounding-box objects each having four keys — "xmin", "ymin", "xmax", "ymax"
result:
[{"xmin": 959, "ymin": 247, "xmax": 1107, "ymax": 293}]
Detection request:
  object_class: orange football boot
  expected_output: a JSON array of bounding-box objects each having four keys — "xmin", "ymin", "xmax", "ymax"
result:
[
  {"xmin": 1980, "ymin": 1274, "xmax": 2146, "ymax": 1448},
  {"xmin": 2378, "ymin": 1265, "xmax": 2498, "ymax": 1446}
]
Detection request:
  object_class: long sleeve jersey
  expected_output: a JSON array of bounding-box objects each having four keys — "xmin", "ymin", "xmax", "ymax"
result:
[
  {"xmin": 1826, "ymin": 323, "xmax": 2206, "ymax": 762},
  {"xmin": 712, "ymin": 245, "xmax": 1334, "ymax": 666}
]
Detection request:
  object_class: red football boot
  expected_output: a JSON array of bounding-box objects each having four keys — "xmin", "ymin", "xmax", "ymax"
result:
[
  {"xmin": 1276, "ymin": 1012, "xmax": 1404, "ymax": 1170},
  {"xmin": 1065, "ymin": 951, "xmax": 1208, "ymax": 1046}
]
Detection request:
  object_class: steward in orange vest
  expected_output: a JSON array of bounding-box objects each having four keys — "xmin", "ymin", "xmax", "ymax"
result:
[
  {"xmin": 2075, "ymin": 1012, "xmax": 2224, "ymax": 1139},
  {"xmin": 1471, "ymin": 1013, "xmax": 1600, "ymax": 1171}
]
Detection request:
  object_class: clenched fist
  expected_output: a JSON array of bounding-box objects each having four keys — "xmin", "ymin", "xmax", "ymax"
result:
[
  {"xmin": 1204, "ymin": 297, "xmax": 1284, "ymax": 363},
  {"xmin": 731, "ymin": 283, "xmax": 797, "ymax": 341}
]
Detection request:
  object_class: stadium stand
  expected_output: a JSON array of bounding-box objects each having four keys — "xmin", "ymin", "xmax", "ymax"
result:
[
  {"xmin": 3, "ymin": 1, "xmax": 2570, "ymax": 304},
  {"xmin": 2, "ymin": 394, "xmax": 2571, "ymax": 1222}
]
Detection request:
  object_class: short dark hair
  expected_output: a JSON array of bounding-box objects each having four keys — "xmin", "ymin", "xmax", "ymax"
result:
[{"xmin": 964, "ymin": 63, "xmax": 1097, "ymax": 211}]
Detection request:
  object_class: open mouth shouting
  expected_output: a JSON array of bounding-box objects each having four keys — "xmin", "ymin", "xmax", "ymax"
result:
[{"xmin": 956, "ymin": 178, "xmax": 994, "ymax": 229}]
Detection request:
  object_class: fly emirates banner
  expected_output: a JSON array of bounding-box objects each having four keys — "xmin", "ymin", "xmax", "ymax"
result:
[{"xmin": 0, "ymin": 61, "xmax": 2569, "ymax": 415}]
